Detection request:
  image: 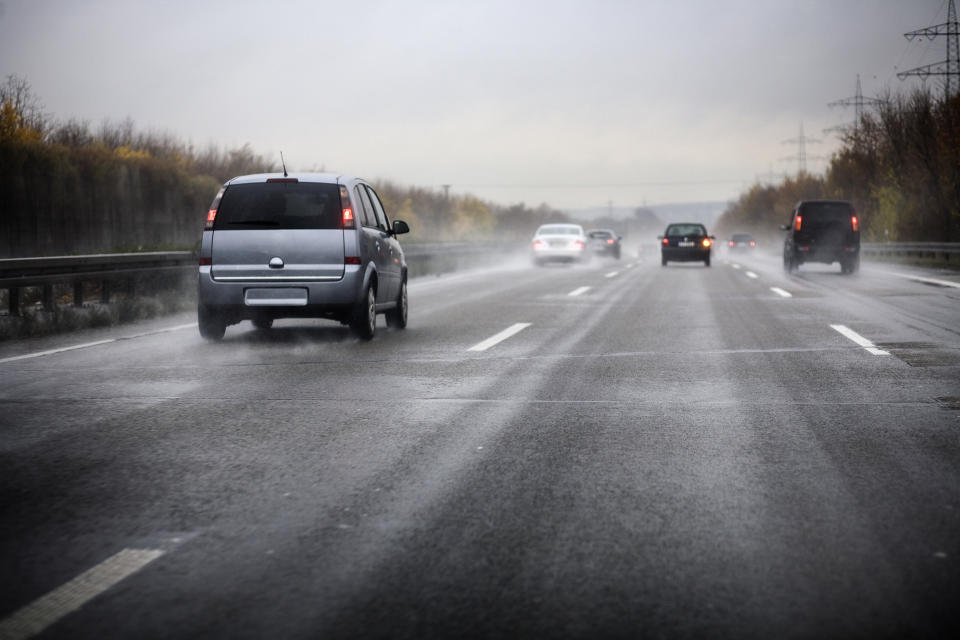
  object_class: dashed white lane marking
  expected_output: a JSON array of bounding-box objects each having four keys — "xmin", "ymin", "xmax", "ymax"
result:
[
  {"xmin": 568, "ymin": 286, "xmax": 591, "ymax": 297},
  {"xmin": 0, "ymin": 324, "xmax": 197, "ymax": 364},
  {"xmin": 625, "ymin": 263, "xmax": 636, "ymax": 268},
  {"xmin": 605, "ymin": 271, "xmax": 620, "ymax": 278},
  {"xmin": 770, "ymin": 287, "xmax": 793, "ymax": 298},
  {"xmin": 745, "ymin": 271, "xmax": 759, "ymax": 279},
  {"xmin": 830, "ymin": 324, "xmax": 890, "ymax": 356},
  {"xmin": 468, "ymin": 323, "xmax": 532, "ymax": 352},
  {"xmin": 731, "ymin": 264, "xmax": 741, "ymax": 270},
  {"xmin": 0, "ymin": 548, "xmax": 164, "ymax": 640}
]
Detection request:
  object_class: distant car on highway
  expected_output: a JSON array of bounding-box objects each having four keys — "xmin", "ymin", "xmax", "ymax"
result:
[
  {"xmin": 781, "ymin": 200, "xmax": 860, "ymax": 274},
  {"xmin": 727, "ymin": 232, "xmax": 756, "ymax": 251},
  {"xmin": 197, "ymin": 173, "xmax": 410, "ymax": 340},
  {"xmin": 660, "ymin": 223, "xmax": 714, "ymax": 267},
  {"xmin": 586, "ymin": 228, "xmax": 622, "ymax": 259},
  {"xmin": 531, "ymin": 224, "xmax": 588, "ymax": 265}
]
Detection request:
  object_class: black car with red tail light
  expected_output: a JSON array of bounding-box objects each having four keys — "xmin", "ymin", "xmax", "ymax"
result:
[
  {"xmin": 659, "ymin": 223, "xmax": 714, "ymax": 267},
  {"xmin": 781, "ymin": 200, "xmax": 860, "ymax": 274}
]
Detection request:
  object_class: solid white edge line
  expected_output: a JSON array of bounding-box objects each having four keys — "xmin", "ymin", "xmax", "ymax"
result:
[
  {"xmin": 887, "ymin": 272, "xmax": 960, "ymax": 289},
  {"xmin": 770, "ymin": 287, "xmax": 793, "ymax": 298},
  {"xmin": 0, "ymin": 548, "xmax": 164, "ymax": 640},
  {"xmin": 830, "ymin": 324, "xmax": 890, "ymax": 355},
  {"xmin": 604, "ymin": 271, "xmax": 619, "ymax": 278},
  {"xmin": 745, "ymin": 271, "xmax": 759, "ymax": 279},
  {"xmin": 468, "ymin": 323, "xmax": 532, "ymax": 352},
  {"xmin": 0, "ymin": 339, "xmax": 116, "ymax": 364},
  {"xmin": 0, "ymin": 323, "xmax": 198, "ymax": 364},
  {"xmin": 568, "ymin": 286, "xmax": 591, "ymax": 297}
]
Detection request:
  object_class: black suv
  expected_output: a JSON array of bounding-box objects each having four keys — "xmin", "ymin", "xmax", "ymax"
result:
[{"xmin": 781, "ymin": 200, "xmax": 860, "ymax": 274}]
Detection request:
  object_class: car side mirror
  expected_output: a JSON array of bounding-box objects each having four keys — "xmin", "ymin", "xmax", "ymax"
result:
[{"xmin": 392, "ymin": 220, "xmax": 410, "ymax": 235}]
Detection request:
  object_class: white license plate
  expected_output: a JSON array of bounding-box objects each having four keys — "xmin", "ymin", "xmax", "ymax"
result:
[{"xmin": 678, "ymin": 241, "xmax": 695, "ymax": 247}]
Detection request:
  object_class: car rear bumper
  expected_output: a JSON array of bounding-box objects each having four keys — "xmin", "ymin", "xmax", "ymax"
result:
[
  {"xmin": 793, "ymin": 246, "xmax": 859, "ymax": 263},
  {"xmin": 198, "ymin": 265, "xmax": 364, "ymax": 321},
  {"xmin": 533, "ymin": 248, "xmax": 586, "ymax": 261},
  {"xmin": 662, "ymin": 247, "xmax": 710, "ymax": 261}
]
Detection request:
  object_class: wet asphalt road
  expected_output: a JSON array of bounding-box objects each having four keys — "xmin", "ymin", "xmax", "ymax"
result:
[{"xmin": 1, "ymin": 252, "xmax": 959, "ymax": 639}]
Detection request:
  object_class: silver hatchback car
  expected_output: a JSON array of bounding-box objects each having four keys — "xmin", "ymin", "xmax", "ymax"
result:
[{"xmin": 197, "ymin": 173, "xmax": 410, "ymax": 340}]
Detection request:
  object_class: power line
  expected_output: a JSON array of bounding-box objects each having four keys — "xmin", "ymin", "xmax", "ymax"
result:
[
  {"xmin": 897, "ymin": 0, "xmax": 960, "ymax": 99},
  {"xmin": 780, "ymin": 122, "xmax": 824, "ymax": 175},
  {"xmin": 826, "ymin": 74, "xmax": 883, "ymax": 139}
]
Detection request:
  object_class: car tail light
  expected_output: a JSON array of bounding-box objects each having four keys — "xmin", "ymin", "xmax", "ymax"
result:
[
  {"xmin": 794, "ymin": 215, "xmax": 803, "ymax": 231},
  {"xmin": 532, "ymin": 240, "xmax": 547, "ymax": 250},
  {"xmin": 606, "ymin": 238, "xmax": 615, "ymax": 245},
  {"xmin": 851, "ymin": 216, "xmax": 859, "ymax": 232},
  {"xmin": 204, "ymin": 187, "xmax": 225, "ymax": 230},
  {"xmin": 662, "ymin": 238, "xmax": 669, "ymax": 245},
  {"xmin": 344, "ymin": 256, "xmax": 361, "ymax": 265},
  {"xmin": 573, "ymin": 241, "xmax": 585, "ymax": 249},
  {"xmin": 750, "ymin": 241, "xmax": 755, "ymax": 247},
  {"xmin": 729, "ymin": 241, "xmax": 734, "ymax": 247},
  {"xmin": 702, "ymin": 238, "xmax": 711, "ymax": 248},
  {"xmin": 199, "ymin": 257, "xmax": 211, "ymax": 266},
  {"xmin": 340, "ymin": 185, "xmax": 356, "ymax": 230}
]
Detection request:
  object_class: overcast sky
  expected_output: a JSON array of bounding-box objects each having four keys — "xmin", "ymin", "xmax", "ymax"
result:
[{"xmin": 0, "ymin": 0, "xmax": 951, "ymax": 209}]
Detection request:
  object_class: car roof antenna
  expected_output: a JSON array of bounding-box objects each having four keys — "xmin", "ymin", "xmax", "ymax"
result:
[{"xmin": 280, "ymin": 151, "xmax": 288, "ymax": 177}]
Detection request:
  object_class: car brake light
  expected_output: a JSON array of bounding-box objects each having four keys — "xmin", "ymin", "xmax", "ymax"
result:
[
  {"xmin": 851, "ymin": 216, "xmax": 859, "ymax": 232},
  {"xmin": 573, "ymin": 241, "xmax": 585, "ymax": 249},
  {"xmin": 702, "ymin": 238, "xmax": 711, "ymax": 248},
  {"xmin": 729, "ymin": 241, "xmax": 734, "ymax": 247},
  {"xmin": 204, "ymin": 187, "xmax": 225, "ymax": 230},
  {"xmin": 750, "ymin": 241, "xmax": 755, "ymax": 246},
  {"xmin": 794, "ymin": 215, "xmax": 802, "ymax": 231},
  {"xmin": 339, "ymin": 185, "xmax": 356, "ymax": 229},
  {"xmin": 606, "ymin": 238, "xmax": 614, "ymax": 244},
  {"xmin": 199, "ymin": 257, "xmax": 211, "ymax": 266},
  {"xmin": 533, "ymin": 240, "xmax": 546, "ymax": 250},
  {"xmin": 345, "ymin": 256, "xmax": 361, "ymax": 265},
  {"xmin": 662, "ymin": 238, "xmax": 669, "ymax": 245}
]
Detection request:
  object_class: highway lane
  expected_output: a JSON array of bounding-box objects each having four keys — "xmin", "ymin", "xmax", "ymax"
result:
[{"xmin": 1, "ymin": 254, "xmax": 958, "ymax": 638}]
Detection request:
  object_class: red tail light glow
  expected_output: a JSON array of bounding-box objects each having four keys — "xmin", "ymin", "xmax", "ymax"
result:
[
  {"xmin": 573, "ymin": 241, "xmax": 585, "ymax": 249},
  {"xmin": 606, "ymin": 238, "xmax": 615, "ymax": 244},
  {"xmin": 729, "ymin": 241, "xmax": 734, "ymax": 246},
  {"xmin": 199, "ymin": 257, "xmax": 211, "ymax": 266},
  {"xmin": 345, "ymin": 256, "xmax": 361, "ymax": 265},
  {"xmin": 750, "ymin": 241, "xmax": 756, "ymax": 246},
  {"xmin": 794, "ymin": 215, "xmax": 803, "ymax": 231},
  {"xmin": 662, "ymin": 237, "xmax": 669, "ymax": 245},
  {"xmin": 851, "ymin": 216, "xmax": 859, "ymax": 231},
  {"xmin": 339, "ymin": 185, "xmax": 355, "ymax": 229},
  {"xmin": 533, "ymin": 240, "xmax": 547, "ymax": 250},
  {"xmin": 204, "ymin": 187, "xmax": 225, "ymax": 230}
]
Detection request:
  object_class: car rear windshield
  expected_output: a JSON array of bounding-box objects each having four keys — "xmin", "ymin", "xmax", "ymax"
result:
[
  {"xmin": 666, "ymin": 224, "xmax": 706, "ymax": 236},
  {"xmin": 797, "ymin": 202, "xmax": 854, "ymax": 222},
  {"xmin": 214, "ymin": 182, "xmax": 342, "ymax": 230},
  {"xmin": 731, "ymin": 233, "xmax": 753, "ymax": 241},
  {"xmin": 588, "ymin": 230, "xmax": 613, "ymax": 238},
  {"xmin": 538, "ymin": 225, "xmax": 581, "ymax": 235}
]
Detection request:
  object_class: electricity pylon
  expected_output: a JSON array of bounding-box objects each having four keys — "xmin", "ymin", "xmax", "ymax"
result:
[
  {"xmin": 780, "ymin": 122, "xmax": 823, "ymax": 175},
  {"xmin": 826, "ymin": 74, "xmax": 883, "ymax": 138},
  {"xmin": 897, "ymin": 0, "xmax": 960, "ymax": 99}
]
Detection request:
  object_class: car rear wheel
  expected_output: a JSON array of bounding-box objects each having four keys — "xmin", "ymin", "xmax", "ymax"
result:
[
  {"xmin": 350, "ymin": 284, "xmax": 376, "ymax": 340},
  {"xmin": 704, "ymin": 255, "xmax": 711, "ymax": 267},
  {"xmin": 661, "ymin": 255, "xmax": 667, "ymax": 266},
  {"xmin": 385, "ymin": 279, "xmax": 407, "ymax": 329},
  {"xmin": 198, "ymin": 305, "xmax": 226, "ymax": 341}
]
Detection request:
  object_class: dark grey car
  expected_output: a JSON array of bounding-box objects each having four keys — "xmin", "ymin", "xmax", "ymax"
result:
[
  {"xmin": 197, "ymin": 173, "xmax": 410, "ymax": 340},
  {"xmin": 781, "ymin": 200, "xmax": 860, "ymax": 274}
]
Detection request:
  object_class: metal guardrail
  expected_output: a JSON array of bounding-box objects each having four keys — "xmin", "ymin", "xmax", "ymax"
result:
[
  {"xmin": 862, "ymin": 242, "xmax": 960, "ymax": 259},
  {"xmin": 0, "ymin": 244, "xmax": 521, "ymax": 316},
  {"xmin": 0, "ymin": 252, "xmax": 196, "ymax": 315}
]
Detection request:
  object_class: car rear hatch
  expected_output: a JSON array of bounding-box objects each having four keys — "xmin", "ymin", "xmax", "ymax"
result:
[
  {"xmin": 796, "ymin": 203, "xmax": 857, "ymax": 250},
  {"xmin": 210, "ymin": 179, "xmax": 345, "ymax": 282}
]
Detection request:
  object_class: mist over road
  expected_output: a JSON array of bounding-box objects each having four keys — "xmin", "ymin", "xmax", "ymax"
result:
[{"xmin": 2, "ymin": 253, "xmax": 959, "ymax": 638}]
